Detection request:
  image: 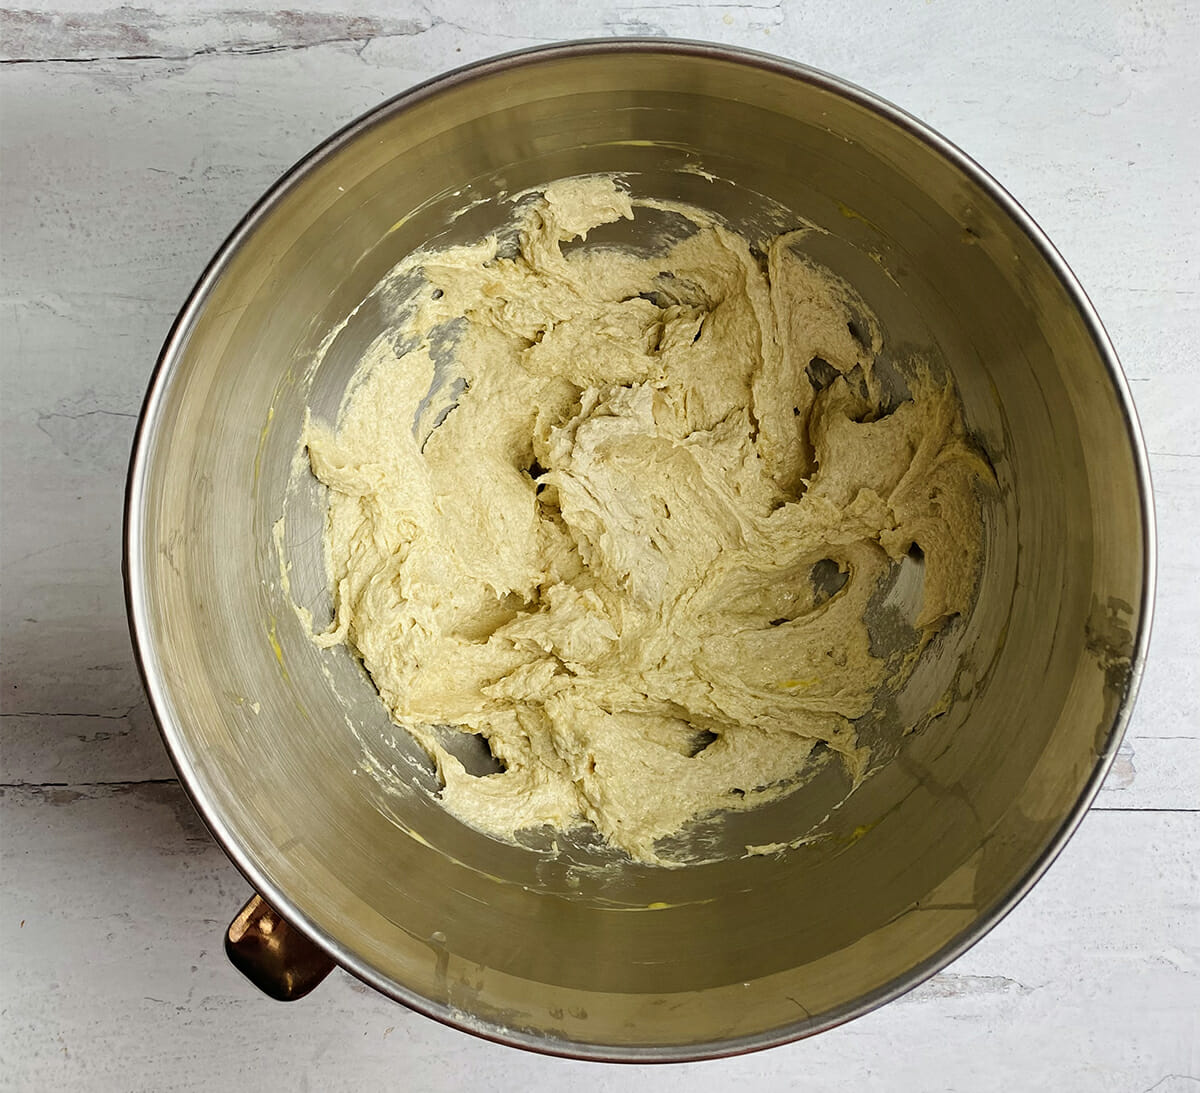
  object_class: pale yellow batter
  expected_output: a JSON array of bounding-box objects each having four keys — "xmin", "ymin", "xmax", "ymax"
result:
[{"xmin": 304, "ymin": 177, "xmax": 988, "ymax": 864}]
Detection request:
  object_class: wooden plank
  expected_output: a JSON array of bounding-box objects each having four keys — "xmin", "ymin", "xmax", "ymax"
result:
[{"xmin": 1, "ymin": 782, "xmax": 1196, "ymax": 1090}]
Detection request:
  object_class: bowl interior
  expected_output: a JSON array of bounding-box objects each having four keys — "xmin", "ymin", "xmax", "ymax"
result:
[{"xmin": 128, "ymin": 45, "xmax": 1149, "ymax": 1057}]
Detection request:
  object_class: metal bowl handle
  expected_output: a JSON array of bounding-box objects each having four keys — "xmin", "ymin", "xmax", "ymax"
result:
[{"xmin": 225, "ymin": 893, "xmax": 336, "ymax": 1001}]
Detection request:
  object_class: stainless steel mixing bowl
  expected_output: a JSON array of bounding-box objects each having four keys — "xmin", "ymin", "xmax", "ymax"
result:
[{"xmin": 125, "ymin": 40, "xmax": 1154, "ymax": 1059}]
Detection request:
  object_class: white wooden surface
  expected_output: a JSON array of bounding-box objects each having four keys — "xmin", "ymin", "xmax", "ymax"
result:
[{"xmin": 2, "ymin": 1, "xmax": 1197, "ymax": 1088}]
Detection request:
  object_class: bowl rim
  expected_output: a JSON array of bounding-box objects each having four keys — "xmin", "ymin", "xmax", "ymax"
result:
[{"xmin": 124, "ymin": 36, "xmax": 1157, "ymax": 1063}]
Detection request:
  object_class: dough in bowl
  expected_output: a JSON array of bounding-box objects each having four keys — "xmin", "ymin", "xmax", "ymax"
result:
[{"xmin": 302, "ymin": 176, "xmax": 990, "ymax": 864}]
